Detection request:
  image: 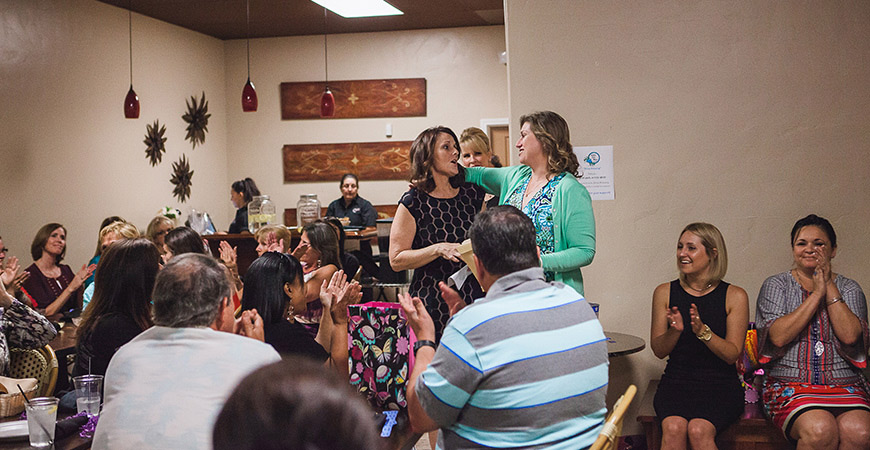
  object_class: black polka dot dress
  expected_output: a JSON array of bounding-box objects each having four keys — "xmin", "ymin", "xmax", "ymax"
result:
[{"xmin": 399, "ymin": 184, "xmax": 485, "ymax": 341}]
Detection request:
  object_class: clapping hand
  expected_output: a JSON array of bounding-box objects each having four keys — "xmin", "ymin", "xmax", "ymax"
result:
[
  {"xmin": 235, "ymin": 308, "xmax": 266, "ymax": 342},
  {"xmin": 319, "ymin": 270, "xmax": 362, "ymax": 325},
  {"xmin": 666, "ymin": 306, "xmax": 684, "ymax": 332},
  {"xmin": 265, "ymin": 232, "xmax": 284, "ymax": 254},
  {"xmin": 218, "ymin": 241, "xmax": 237, "ymax": 269},
  {"xmin": 438, "ymin": 281, "xmax": 467, "ymax": 317},
  {"xmin": 70, "ymin": 264, "xmax": 97, "ymax": 290},
  {"xmin": 689, "ymin": 303, "xmax": 705, "ymax": 335},
  {"xmin": 398, "ymin": 292, "xmax": 436, "ymax": 342},
  {"xmin": 0, "ymin": 256, "xmax": 21, "ymax": 286}
]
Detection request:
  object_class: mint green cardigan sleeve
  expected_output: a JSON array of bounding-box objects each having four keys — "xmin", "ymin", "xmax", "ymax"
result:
[
  {"xmin": 464, "ymin": 166, "xmax": 526, "ymax": 200},
  {"xmin": 541, "ymin": 174, "xmax": 596, "ymax": 296}
]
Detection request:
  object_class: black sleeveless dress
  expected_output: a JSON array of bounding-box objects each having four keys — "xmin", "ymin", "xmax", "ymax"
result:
[
  {"xmin": 399, "ymin": 184, "xmax": 485, "ymax": 341},
  {"xmin": 653, "ymin": 280, "xmax": 744, "ymax": 432}
]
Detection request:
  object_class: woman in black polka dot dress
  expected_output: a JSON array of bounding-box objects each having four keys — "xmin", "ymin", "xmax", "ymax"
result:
[{"xmin": 389, "ymin": 126, "xmax": 485, "ymax": 341}]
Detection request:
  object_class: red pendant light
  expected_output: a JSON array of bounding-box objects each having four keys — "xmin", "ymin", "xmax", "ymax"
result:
[
  {"xmin": 124, "ymin": 4, "xmax": 139, "ymax": 119},
  {"xmin": 320, "ymin": 8, "xmax": 335, "ymax": 118},
  {"xmin": 241, "ymin": 0, "xmax": 258, "ymax": 112}
]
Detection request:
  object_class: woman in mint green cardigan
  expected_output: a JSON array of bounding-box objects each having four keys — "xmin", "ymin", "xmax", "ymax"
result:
[{"xmin": 465, "ymin": 111, "xmax": 595, "ymax": 295}]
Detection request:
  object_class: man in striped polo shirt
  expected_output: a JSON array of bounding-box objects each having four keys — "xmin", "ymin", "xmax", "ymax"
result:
[{"xmin": 399, "ymin": 205, "xmax": 608, "ymax": 449}]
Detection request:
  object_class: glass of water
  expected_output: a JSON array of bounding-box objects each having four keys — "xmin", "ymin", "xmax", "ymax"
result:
[
  {"xmin": 25, "ymin": 397, "xmax": 58, "ymax": 448},
  {"xmin": 73, "ymin": 374, "xmax": 103, "ymax": 416}
]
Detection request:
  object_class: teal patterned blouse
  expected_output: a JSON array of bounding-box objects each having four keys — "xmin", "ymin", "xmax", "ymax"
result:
[{"xmin": 506, "ymin": 173, "xmax": 567, "ymax": 281}]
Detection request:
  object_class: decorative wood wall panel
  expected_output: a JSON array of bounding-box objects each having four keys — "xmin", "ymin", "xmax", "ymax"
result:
[
  {"xmin": 283, "ymin": 141, "xmax": 413, "ymax": 182},
  {"xmin": 280, "ymin": 78, "xmax": 426, "ymax": 119}
]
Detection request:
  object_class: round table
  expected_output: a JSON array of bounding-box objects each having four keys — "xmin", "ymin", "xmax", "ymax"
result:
[{"xmin": 604, "ymin": 331, "xmax": 646, "ymax": 357}]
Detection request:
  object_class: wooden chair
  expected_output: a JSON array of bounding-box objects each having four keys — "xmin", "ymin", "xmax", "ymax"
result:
[
  {"xmin": 9, "ymin": 345, "xmax": 58, "ymax": 397},
  {"xmin": 590, "ymin": 384, "xmax": 637, "ymax": 450}
]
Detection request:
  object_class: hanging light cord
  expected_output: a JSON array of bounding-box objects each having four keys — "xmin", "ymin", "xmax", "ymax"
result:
[
  {"xmin": 246, "ymin": 0, "xmax": 251, "ymax": 78},
  {"xmin": 323, "ymin": 8, "xmax": 329, "ymax": 85},
  {"xmin": 128, "ymin": 1, "xmax": 133, "ymax": 86}
]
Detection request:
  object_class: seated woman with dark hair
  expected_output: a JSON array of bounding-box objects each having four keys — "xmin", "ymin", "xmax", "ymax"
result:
[
  {"xmin": 74, "ymin": 238, "xmax": 159, "ymax": 378},
  {"xmin": 757, "ymin": 214, "xmax": 870, "ymax": 448},
  {"xmin": 162, "ymin": 226, "xmax": 208, "ymax": 262},
  {"xmin": 326, "ymin": 173, "xmax": 377, "ymax": 228},
  {"xmin": 241, "ymin": 252, "xmax": 359, "ymax": 376},
  {"xmin": 22, "ymin": 223, "xmax": 95, "ymax": 316},
  {"xmin": 291, "ymin": 220, "xmax": 341, "ymax": 329},
  {"xmin": 213, "ymin": 357, "xmax": 380, "ymax": 450}
]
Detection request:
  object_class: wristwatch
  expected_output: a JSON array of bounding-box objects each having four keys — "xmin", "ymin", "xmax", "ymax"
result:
[
  {"xmin": 413, "ymin": 340, "xmax": 437, "ymax": 355},
  {"xmin": 696, "ymin": 324, "xmax": 712, "ymax": 342}
]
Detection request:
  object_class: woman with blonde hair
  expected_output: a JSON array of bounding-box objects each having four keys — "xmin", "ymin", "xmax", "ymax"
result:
[
  {"xmin": 145, "ymin": 215, "xmax": 174, "ymax": 256},
  {"xmin": 459, "ymin": 127, "xmax": 502, "ymax": 208},
  {"xmin": 650, "ymin": 222, "xmax": 749, "ymax": 449},
  {"xmin": 465, "ymin": 111, "xmax": 595, "ymax": 295},
  {"xmin": 82, "ymin": 220, "xmax": 141, "ymax": 309}
]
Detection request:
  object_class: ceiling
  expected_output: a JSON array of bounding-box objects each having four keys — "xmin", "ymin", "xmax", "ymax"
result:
[{"xmin": 97, "ymin": 0, "xmax": 505, "ymax": 40}]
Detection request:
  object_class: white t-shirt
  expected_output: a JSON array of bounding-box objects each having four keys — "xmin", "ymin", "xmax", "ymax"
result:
[{"xmin": 92, "ymin": 326, "xmax": 280, "ymax": 450}]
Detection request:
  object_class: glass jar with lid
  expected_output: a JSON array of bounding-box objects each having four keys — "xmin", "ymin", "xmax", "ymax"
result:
[
  {"xmin": 296, "ymin": 194, "xmax": 321, "ymax": 227},
  {"xmin": 247, "ymin": 195, "xmax": 275, "ymax": 233}
]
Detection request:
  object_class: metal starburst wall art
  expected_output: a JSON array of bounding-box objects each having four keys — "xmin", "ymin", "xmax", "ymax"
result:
[
  {"xmin": 182, "ymin": 91, "xmax": 210, "ymax": 149},
  {"xmin": 143, "ymin": 119, "xmax": 167, "ymax": 166},
  {"xmin": 170, "ymin": 154, "xmax": 194, "ymax": 203}
]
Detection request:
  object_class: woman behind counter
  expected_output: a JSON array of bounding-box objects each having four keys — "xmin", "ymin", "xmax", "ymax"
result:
[
  {"xmin": 228, "ymin": 177, "xmax": 261, "ymax": 234},
  {"xmin": 326, "ymin": 174, "xmax": 377, "ymax": 228},
  {"xmin": 756, "ymin": 214, "xmax": 870, "ymax": 448},
  {"xmin": 464, "ymin": 111, "xmax": 595, "ymax": 296},
  {"xmin": 650, "ymin": 223, "xmax": 748, "ymax": 449},
  {"xmin": 390, "ymin": 126, "xmax": 485, "ymax": 341}
]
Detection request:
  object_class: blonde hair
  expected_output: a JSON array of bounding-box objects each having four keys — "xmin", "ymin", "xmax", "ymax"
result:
[
  {"xmin": 677, "ymin": 222, "xmax": 728, "ymax": 285},
  {"xmin": 254, "ymin": 225, "xmax": 292, "ymax": 253},
  {"xmin": 146, "ymin": 215, "xmax": 174, "ymax": 242},
  {"xmin": 100, "ymin": 221, "xmax": 140, "ymax": 242}
]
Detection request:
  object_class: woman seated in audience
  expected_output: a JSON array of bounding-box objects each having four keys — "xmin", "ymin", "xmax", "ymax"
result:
[
  {"xmin": 213, "ymin": 357, "xmax": 380, "ymax": 450},
  {"xmin": 74, "ymin": 239, "xmax": 158, "ymax": 378},
  {"xmin": 390, "ymin": 126, "xmax": 485, "ymax": 341},
  {"xmin": 83, "ymin": 221, "xmax": 140, "ymax": 309},
  {"xmin": 291, "ymin": 220, "xmax": 341, "ymax": 329},
  {"xmin": 651, "ymin": 223, "xmax": 748, "ymax": 449},
  {"xmin": 326, "ymin": 173, "xmax": 377, "ymax": 228},
  {"xmin": 162, "ymin": 226, "xmax": 209, "ymax": 262},
  {"xmin": 22, "ymin": 223, "xmax": 95, "ymax": 316},
  {"xmin": 228, "ymin": 177, "xmax": 261, "ymax": 234},
  {"xmin": 459, "ymin": 127, "xmax": 502, "ymax": 208},
  {"xmin": 464, "ymin": 111, "xmax": 595, "ymax": 296},
  {"xmin": 240, "ymin": 252, "xmax": 359, "ymax": 376},
  {"xmin": 145, "ymin": 215, "xmax": 174, "ymax": 257},
  {"xmin": 325, "ymin": 217, "xmax": 360, "ymax": 282},
  {"xmin": 0, "ymin": 278, "xmax": 57, "ymax": 376},
  {"xmin": 85, "ymin": 216, "xmax": 125, "ymax": 289},
  {"xmin": 218, "ymin": 224, "xmax": 292, "ymax": 292},
  {"xmin": 756, "ymin": 214, "xmax": 870, "ymax": 448}
]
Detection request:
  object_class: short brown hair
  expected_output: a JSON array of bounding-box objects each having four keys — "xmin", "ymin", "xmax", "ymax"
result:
[
  {"xmin": 31, "ymin": 223, "xmax": 66, "ymax": 262},
  {"xmin": 519, "ymin": 111, "xmax": 579, "ymax": 176},
  {"xmin": 677, "ymin": 222, "xmax": 728, "ymax": 284},
  {"xmin": 409, "ymin": 126, "xmax": 464, "ymax": 192}
]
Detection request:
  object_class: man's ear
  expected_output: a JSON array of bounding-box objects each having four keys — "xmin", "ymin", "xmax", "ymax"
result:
[{"xmin": 473, "ymin": 254, "xmax": 485, "ymax": 282}]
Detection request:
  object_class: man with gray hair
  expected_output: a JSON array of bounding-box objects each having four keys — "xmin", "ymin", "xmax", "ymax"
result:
[
  {"xmin": 400, "ymin": 205, "xmax": 609, "ymax": 449},
  {"xmin": 93, "ymin": 254, "xmax": 279, "ymax": 450}
]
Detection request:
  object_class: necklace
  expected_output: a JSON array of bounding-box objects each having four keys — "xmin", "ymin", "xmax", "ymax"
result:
[
  {"xmin": 684, "ymin": 281, "xmax": 713, "ymax": 293},
  {"xmin": 523, "ymin": 175, "xmax": 551, "ymax": 199}
]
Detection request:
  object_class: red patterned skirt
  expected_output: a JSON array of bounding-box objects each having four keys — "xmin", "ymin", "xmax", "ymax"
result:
[{"xmin": 763, "ymin": 380, "xmax": 870, "ymax": 440}]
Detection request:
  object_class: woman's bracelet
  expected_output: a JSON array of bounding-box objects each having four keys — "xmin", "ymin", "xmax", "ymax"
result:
[{"xmin": 826, "ymin": 296, "xmax": 842, "ymax": 306}]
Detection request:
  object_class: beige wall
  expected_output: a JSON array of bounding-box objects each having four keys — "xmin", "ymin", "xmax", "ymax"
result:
[
  {"xmin": 0, "ymin": 1, "xmax": 507, "ymax": 267},
  {"xmin": 222, "ymin": 26, "xmax": 508, "ymax": 223},
  {"xmin": 506, "ymin": 0, "xmax": 870, "ymax": 433},
  {"xmin": 0, "ymin": 0, "xmax": 228, "ymax": 266}
]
